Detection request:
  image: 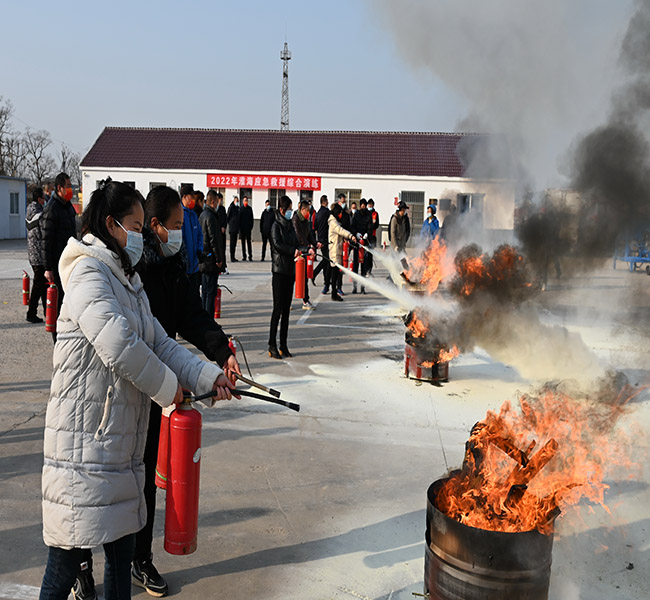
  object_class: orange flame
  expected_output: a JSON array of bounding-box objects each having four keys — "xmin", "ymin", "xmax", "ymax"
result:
[
  {"xmin": 407, "ymin": 312, "xmax": 429, "ymax": 338},
  {"xmin": 438, "ymin": 345, "xmax": 460, "ymax": 363},
  {"xmin": 436, "ymin": 385, "xmax": 637, "ymax": 534},
  {"xmin": 406, "ymin": 238, "xmax": 454, "ymax": 293}
]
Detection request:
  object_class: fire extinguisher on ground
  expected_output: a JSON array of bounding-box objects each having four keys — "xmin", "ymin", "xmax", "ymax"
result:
[
  {"xmin": 164, "ymin": 398, "xmax": 202, "ymax": 555},
  {"xmin": 213, "ymin": 285, "xmax": 232, "ymax": 320},
  {"xmin": 22, "ymin": 271, "xmax": 30, "ymax": 305},
  {"xmin": 45, "ymin": 284, "xmax": 58, "ymax": 333},
  {"xmin": 295, "ymin": 255, "xmax": 306, "ymax": 299}
]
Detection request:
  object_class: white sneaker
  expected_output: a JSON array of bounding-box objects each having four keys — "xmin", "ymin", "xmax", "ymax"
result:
[{"xmin": 302, "ymin": 301, "xmax": 313, "ymax": 310}]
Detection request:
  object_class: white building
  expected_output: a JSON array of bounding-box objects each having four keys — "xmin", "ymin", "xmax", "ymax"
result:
[
  {"xmin": 0, "ymin": 176, "xmax": 28, "ymax": 239},
  {"xmin": 80, "ymin": 128, "xmax": 516, "ymax": 244}
]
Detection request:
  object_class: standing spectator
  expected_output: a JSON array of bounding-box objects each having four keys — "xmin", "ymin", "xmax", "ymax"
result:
[
  {"xmin": 337, "ymin": 193, "xmax": 351, "ymax": 230},
  {"xmin": 227, "ymin": 195, "xmax": 241, "ymax": 262},
  {"xmin": 260, "ymin": 199, "xmax": 274, "ymax": 261},
  {"xmin": 42, "ymin": 172, "xmax": 77, "ymax": 339},
  {"xmin": 328, "ymin": 203, "xmax": 356, "ymax": 302},
  {"xmin": 239, "ymin": 196, "xmax": 254, "ymax": 261},
  {"xmin": 215, "ymin": 192, "xmax": 228, "ymax": 273},
  {"xmin": 351, "ymin": 198, "xmax": 372, "ymax": 294},
  {"xmin": 268, "ymin": 195, "xmax": 299, "ymax": 359},
  {"xmin": 193, "ymin": 189, "xmax": 204, "ymax": 217},
  {"xmin": 43, "ymin": 182, "xmax": 54, "ymax": 202},
  {"xmin": 39, "ymin": 180, "xmax": 235, "ymax": 600},
  {"xmin": 367, "ymin": 198, "xmax": 379, "ymax": 275},
  {"xmin": 292, "ymin": 199, "xmax": 318, "ymax": 310},
  {"xmin": 440, "ymin": 204, "xmax": 458, "ymax": 242},
  {"xmin": 200, "ymin": 190, "xmax": 225, "ymax": 313},
  {"xmin": 420, "ymin": 205, "xmax": 440, "ymax": 242},
  {"xmin": 389, "ymin": 202, "xmax": 410, "ymax": 252},
  {"xmin": 180, "ymin": 184, "xmax": 203, "ymax": 297},
  {"xmin": 312, "ymin": 195, "xmax": 331, "ymax": 293},
  {"xmin": 25, "ymin": 188, "xmax": 48, "ymax": 323}
]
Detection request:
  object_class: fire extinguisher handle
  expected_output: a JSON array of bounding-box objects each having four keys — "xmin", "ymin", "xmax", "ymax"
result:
[{"xmin": 218, "ymin": 285, "xmax": 233, "ymax": 294}]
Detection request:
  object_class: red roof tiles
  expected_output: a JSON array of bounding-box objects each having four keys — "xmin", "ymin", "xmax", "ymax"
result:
[{"xmin": 81, "ymin": 128, "xmax": 506, "ymax": 178}]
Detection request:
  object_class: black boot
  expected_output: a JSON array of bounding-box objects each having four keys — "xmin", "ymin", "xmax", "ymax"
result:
[
  {"xmin": 268, "ymin": 346, "xmax": 283, "ymax": 359},
  {"xmin": 279, "ymin": 346, "xmax": 293, "ymax": 358}
]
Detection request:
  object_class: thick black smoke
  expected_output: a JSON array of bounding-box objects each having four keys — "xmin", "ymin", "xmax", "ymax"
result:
[{"xmin": 518, "ymin": 0, "xmax": 650, "ymax": 269}]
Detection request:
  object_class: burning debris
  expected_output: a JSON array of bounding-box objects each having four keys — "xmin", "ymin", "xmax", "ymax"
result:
[{"xmin": 435, "ymin": 379, "xmax": 639, "ymax": 535}]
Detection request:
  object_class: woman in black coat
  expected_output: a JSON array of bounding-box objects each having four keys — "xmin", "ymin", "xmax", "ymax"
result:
[{"xmin": 268, "ymin": 195, "xmax": 299, "ymax": 359}]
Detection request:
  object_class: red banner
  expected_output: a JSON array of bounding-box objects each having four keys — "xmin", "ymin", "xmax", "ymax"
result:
[{"xmin": 207, "ymin": 173, "xmax": 321, "ymax": 191}]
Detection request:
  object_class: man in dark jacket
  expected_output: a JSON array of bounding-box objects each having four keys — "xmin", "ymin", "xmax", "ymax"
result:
[
  {"xmin": 268, "ymin": 195, "xmax": 298, "ymax": 359},
  {"xmin": 42, "ymin": 172, "xmax": 77, "ymax": 326},
  {"xmin": 199, "ymin": 190, "xmax": 225, "ymax": 314},
  {"xmin": 25, "ymin": 188, "xmax": 48, "ymax": 323},
  {"xmin": 227, "ymin": 195, "xmax": 241, "ymax": 262},
  {"xmin": 215, "ymin": 192, "xmax": 228, "ymax": 273},
  {"xmin": 239, "ymin": 196, "xmax": 254, "ymax": 261},
  {"xmin": 292, "ymin": 199, "xmax": 318, "ymax": 309},
  {"xmin": 338, "ymin": 193, "xmax": 351, "ymax": 230},
  {"xmin": 260, "ymin": 199, "xmax": 275, "ymax": 261},
  {"xmin": 351, "ymin": 198, "xmax": 373, "ymax": 294},
  {"xmin": 312, "ymin": 195, "xmax": 331, "ymax": 293},
  {"xmin": 367, "ymin": 198, "xmax": 379, "ymax": 275}
]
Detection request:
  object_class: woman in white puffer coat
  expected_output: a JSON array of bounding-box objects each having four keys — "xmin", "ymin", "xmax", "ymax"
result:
[{"xmin": 39, "ymin": 180, "xmax": 235, "ymax": 600}]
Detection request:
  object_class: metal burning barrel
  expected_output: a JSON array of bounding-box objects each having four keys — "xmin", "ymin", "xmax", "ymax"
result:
[{"xmin": 425, "ymin": 478, "xmax": 554, "ymax": 600}]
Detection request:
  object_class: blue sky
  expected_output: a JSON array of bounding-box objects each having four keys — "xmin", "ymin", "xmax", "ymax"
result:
[{"xmin": 3, "ymin": 0, "xmax": 637, "ymax": 184}]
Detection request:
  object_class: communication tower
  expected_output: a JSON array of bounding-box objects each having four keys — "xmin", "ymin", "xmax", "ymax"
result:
[{"xmin": 280, "ymin": 41, "xmax": 291, "ymax": 130}]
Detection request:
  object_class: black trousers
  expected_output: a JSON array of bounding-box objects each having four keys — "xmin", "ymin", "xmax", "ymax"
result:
[
  {"xmin": 188, "ymin": 271, "xmax": 201, "ymax": 299},
  {"xmin": 313, "ymin": 246, "xmax": 331, "ymax": 287},
  {"xmin": 221, "ymin": 232, "xmax": 228, "ymax": 270},
  {"xmin": 261, "ymin": 232, "xmax": 270, "ymax": 260},
  {"xmin": 230, "ymin": 232, "xmax": 239, "ymax": 260},
  {"xmin": 268, "ymin": 272, "xmax": 294, "ymax": 349},
  {"xmin": 28, "ymin": 264, "xmax": 47, "ymax": 318},
  {"xmin": 329, "ymin": 265, "xmax": 342, "ymax": 296},
  {"xmin": 240, "ymin": 231, "xmax": 252, "ymax": 260}
]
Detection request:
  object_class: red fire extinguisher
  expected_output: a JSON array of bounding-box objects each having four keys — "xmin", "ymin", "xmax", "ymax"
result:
[
  {"xmin": 155, "ymin": 406, "xmax": 174, "ymax": 490},
  {"xmin": 45, "ymin": 284, "xmax": 58, "ymax": 333},
  {"xmin": 306, "ymin": 254, "xmax": 314, "ymax": 280},
  {"xmin": 22, "ymin": 271, "xmax": 30, "ymax": 305},
  {"xmin": 295, "ymin": 255, "xmax": 305, "ymax": 298},
  {"xmin": 342, "ymin": 241, "xmax": 349, "ymax": 265},
  {"xmin": 164, "ymin": 400, "xmax": 202, "ymax": 555},
  {"xmin": 228, "ymin": 336, "xmax": 237, "ymax": 355},
  {"xmin": 213, "ymin": 287, "xmax": 222, "ymax": 320},
  {"xmin": 358, "ymin": 239, "xmax": 366, "ymax": 264}
]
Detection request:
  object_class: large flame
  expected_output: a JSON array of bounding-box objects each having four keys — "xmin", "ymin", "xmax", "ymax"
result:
[
  {"xmin": 406, "ymin": 238, "xmax": 455, "ymax": 294},
  {"xmin": 436, "ymin": 384, "xmax": 638, "ymax": 534}
]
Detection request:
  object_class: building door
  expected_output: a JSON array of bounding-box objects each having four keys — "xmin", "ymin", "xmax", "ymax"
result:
[
  {"xmin": 401, "ymin": 190, "xmax": 425, "ymax": 226},
  {"xmin": 239, "ymin": 187, "xmax": 253, "ymax": 205}
]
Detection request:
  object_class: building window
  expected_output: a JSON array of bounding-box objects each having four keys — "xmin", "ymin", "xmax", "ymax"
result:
[
  {"xmin": 401, "ymin": 190, "xmax": 425, "ymax": 225},
  {"xmin": 439, "ymin": 198, "xmax": 452, "ymax": 211},
  {"xmin": 9, "ymin": 192, "xmax": 20, "ymax": 215},
  {"xmin": 149, "ymin": 182, "xmax": 166, "ymax": 191},
  {"xmin": 335, "ymin": 188, "xmax": 362, "ymax": 203},
  {"xmin": 457, "ymin": 193, "xmax": 485, "ymax": 214},
  {"xmin": 268, "ymin": 189, "xmax": 286, "ymax": 208},
  {"xmin": 239, "ymin": 187, "xmax": 252, "ymax": 206},
  {"xmin": 299, "ymin": 190, "xmax": 313, "ymax": 203}
]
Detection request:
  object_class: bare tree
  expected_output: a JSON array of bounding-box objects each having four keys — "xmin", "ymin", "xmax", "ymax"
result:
[
  {"xmin": 3, "ymin": 134, "xmax": 27, "ymax": 177},
  {"xmin": 0, "ymin": 96, "xmax": 15, "ymax": 175},
  {"xmin": 24, "ymin": 128, "xmax": 56, "ymax": 186},
  {"xmin": 58, "ymin": 144, "xmax": 81, "ymax": 187}
]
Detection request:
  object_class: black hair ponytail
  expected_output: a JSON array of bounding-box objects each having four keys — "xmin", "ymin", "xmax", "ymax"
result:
[{"xmin": 81, "ymin": 178, "xmax": 143, "ymax": 275}]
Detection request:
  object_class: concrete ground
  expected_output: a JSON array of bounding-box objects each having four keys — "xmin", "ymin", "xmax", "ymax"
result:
[{"xmin": 0, "ymin": 239, "xmax": 648, "ymax": 600}]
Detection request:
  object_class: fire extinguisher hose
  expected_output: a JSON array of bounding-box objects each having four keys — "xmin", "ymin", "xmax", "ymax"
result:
[{"xmin": 185, "ymin": 390, "xmax": 300, "ymax": 412}]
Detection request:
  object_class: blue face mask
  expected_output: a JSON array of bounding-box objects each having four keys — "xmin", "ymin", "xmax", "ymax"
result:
[
  {"xmin": 284, "ymin": 209, "xmax": 293, "ymax": 220},
  {"xmin": 158, "ymin": 226, "xmax": 183, "ymax": 257},
  {"xmin": 116, "ymin": 220, "xmax": 143, "ymax": 265}
]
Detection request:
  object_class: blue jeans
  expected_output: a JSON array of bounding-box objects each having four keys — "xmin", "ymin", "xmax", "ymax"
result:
[{"xmin": 39, "ymin": 533, "xmax": 135, "ymax": 600}]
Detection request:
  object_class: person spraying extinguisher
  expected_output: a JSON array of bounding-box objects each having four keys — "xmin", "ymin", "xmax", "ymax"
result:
[
  {"xmin": 268, "ymin": 195, "xmax": 299, "ymax": 360},
  {"xmin": 291, "ymin": 199, "xmax": 319, "ymax": 310}
]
